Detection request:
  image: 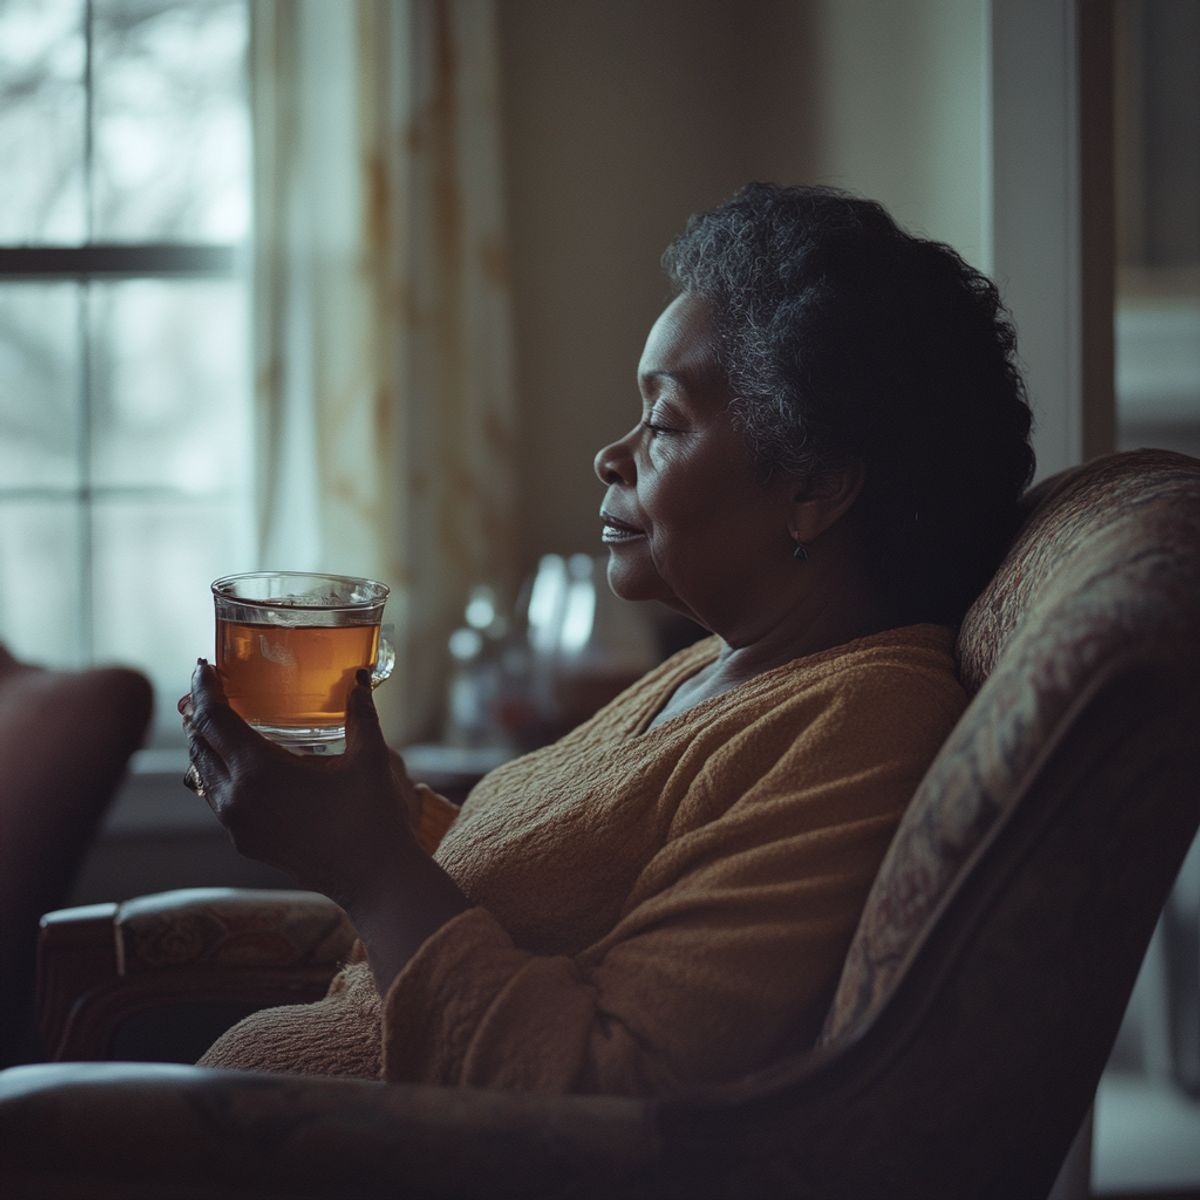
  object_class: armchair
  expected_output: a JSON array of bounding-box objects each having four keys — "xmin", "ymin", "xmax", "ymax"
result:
[
  {"xmin": 2, "ymin": 449, "xmax": 1199, "ymax": 1199},
  {"xmin": 36, "ymin": 887, "xmax": 356, "ymax": 1066},
  {"xmin": 0, "ymin": 648, "xmax": 152, "ymax": 1065}
]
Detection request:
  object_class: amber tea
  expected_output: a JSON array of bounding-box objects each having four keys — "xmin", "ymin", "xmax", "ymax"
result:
[
  {"xmin": 218, "ymin": 619, "xmax": 381, "ymax": 731},
  {"xmin": 209, "ymin": 572, "xmax": 393, "ymax": 750}
]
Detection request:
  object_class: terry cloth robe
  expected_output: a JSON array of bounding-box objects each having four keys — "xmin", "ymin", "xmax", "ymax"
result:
[{"xmin": 199, "ymin": 624, "xmax": 965, "ymax": 1096}]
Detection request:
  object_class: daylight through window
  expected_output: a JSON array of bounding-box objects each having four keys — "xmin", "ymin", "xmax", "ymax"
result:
[{"xmin": 0, "ymin": 0, "xmax": 253, "ymax": 746}]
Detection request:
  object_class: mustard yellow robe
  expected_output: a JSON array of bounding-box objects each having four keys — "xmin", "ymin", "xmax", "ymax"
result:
[{"xmin": 200, "ymin": 625, "xmax": 964, "ymax": 1095}]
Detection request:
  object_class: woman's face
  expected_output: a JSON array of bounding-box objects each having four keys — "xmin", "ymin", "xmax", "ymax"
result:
[{"xmin": 593, "ymin": 292, "xmax": 795, "ymax": 631}]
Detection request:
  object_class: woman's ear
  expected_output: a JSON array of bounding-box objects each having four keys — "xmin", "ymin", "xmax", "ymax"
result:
[{"xmin": 787, "ymin": 460, "xmax": 866, "ymax": 544}]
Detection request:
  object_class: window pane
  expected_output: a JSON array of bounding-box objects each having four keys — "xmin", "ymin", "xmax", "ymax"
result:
[
  {"xmin": 0, "ymin": 498, "xmax": 85, "ymax": 667},
  {"xmin": 91, "ymin": 0, "xmax": 249, "ymax": 241},
  {"xmin": 0, "ymin": 0, "xmax": 86, "ymax": 243},
  {"xmin": 92, "ymin": 497, "xmax": 254, "ymax": 743},
  {"xmin": 90, "ymin": 278, "xmax": 250, "ymax": 491},
  {"xmin": 0, "ymin": 283, "xmax": 82, "ymax": 490}
]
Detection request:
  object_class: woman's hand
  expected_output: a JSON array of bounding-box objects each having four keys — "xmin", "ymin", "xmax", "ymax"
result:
[
  {"xmin": 180, "ymin": 660, "xmax": 413, "ymax": 910},
  {"xmin": 180, "ymin": 660, "xmax": 469, "ymax": 992}
]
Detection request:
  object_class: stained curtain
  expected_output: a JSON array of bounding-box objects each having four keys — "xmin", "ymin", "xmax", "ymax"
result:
[{"xmin": 249, "ymin": 0, "xmax": 517, "ymax": 742}]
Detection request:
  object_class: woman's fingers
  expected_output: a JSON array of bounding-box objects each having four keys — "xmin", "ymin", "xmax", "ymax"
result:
[
  {"xmin": 183, "ymin": 704, "xmax": 234, "ymax": 813},
  {"xmin": 187, "ymin": 660, "xmax": 262, "ymax": 760},
  {"xmin": 191, "ymin": 657, "xmax": 227, "ymax": 703},
  {"xmin": 184, "ymin": 660, "xmax": 284, "ymax": 810},
  {"xmin": 345, "ymin": 669, "xmax": 387, "ymax": 761}
]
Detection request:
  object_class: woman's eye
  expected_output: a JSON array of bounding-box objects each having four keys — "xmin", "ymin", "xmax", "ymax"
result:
[{"xmin": 641, "ymin": 414, "xmax": 676, "ymax": 436}]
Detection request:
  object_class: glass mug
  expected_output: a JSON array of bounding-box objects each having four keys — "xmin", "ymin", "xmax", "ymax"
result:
[{"xmin": 208, "ymin": 571, "xmax": 395, "ymax": 751}]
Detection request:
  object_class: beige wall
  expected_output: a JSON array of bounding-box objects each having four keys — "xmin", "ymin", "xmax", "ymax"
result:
[
  {"xmin": 774, "ymin": 0, "xmax": 988, "ymax": 268},
  {"xmin": 497, "ymin": 0, "xmax": 755, "ymax": 569},
  {"xmin": 498, "ymin": 0, "xmax": 989, "ymax": 572}
]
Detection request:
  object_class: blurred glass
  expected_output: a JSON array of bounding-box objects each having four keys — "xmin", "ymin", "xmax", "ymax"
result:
[
  {"xmin": 0, "ymin": 0, "xmax": 87, "ymax": 242},
  {"xmin": 0, "ymin": 498, "xmax": 85, "ymax": 668},
  {"xmin": 516, "ymin": 554, "xmax": 658, "ymax": 739},
  {"xmin": 91, "ymin": 0, "xmax": 249, "ymax": 241},
  {"xmin": 551, "ymin": 554, "xmax": 658, "ymax": 730},
  {"xmin": 0, "ymin": 283, "xmax": 83, "ymax": 489},
  {"xmin": 91, "ymin": 496, "xmax": 254, "ymax": 742},
  {"xmin": 90, "ymin": 278, "xmax": 249, "ymax": 491}
]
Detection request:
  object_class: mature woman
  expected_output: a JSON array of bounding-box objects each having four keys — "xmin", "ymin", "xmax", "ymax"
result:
[{"xmin": 184, "ymin": 183, "xmax": 1034, "ymax": 1095}]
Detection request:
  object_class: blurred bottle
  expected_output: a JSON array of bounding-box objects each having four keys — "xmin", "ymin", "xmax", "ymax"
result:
[
  {"xmin": 521, "ymin": 553, "xmax": 569, "ymax": 736},
  {"xmin": 528, "ymin": 553, "xmax": 658, "ymax": 739},
  {"xmin": 442, "ymin": 584, "xmax": 515, "ymax": 750},
  {"xmin": 444, "ymin": 556, "xmax": 660, "ymax": 751}
]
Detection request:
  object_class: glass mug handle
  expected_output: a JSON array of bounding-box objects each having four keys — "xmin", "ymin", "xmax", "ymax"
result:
[{"xmin": 371, "ymin": 625, "xmax": 396, "ymax": 688}]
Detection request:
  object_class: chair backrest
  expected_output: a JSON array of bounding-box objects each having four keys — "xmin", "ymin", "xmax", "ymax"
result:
[
  {"xmin": 800, "ymin": 448, "xmax": 1200, "ymax": 1191},
  {"xmin": 661, "ymin": 450, "xmax": 1200, "ymax": 1199},
  {"xmin": 0, "ymin": 648, "xmax": 152, "ymax": 1064},
  {"xmin": 822, "ymin": 448, "xmax": 1200, "ymax": 1044}
]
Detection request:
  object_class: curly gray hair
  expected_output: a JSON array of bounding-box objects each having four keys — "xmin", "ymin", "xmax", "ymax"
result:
[{"xmin": 662, "ymin": 183, "xmax": 1035, "ymax": 625}]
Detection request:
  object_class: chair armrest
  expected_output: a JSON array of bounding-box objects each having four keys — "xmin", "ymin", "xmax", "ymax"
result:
[
  {"xmin": 0, "ymin": 1062, "xmax": 661, "ymax": 1200},
  {"xmin": 37, "ymin": 888, "xmax": 356, "ymax": 1063}
]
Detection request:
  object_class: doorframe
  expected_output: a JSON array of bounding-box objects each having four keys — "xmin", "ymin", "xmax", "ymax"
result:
[{"xmin": 987, "ymin": 0, "xmax": 1114, "ymax": 479}]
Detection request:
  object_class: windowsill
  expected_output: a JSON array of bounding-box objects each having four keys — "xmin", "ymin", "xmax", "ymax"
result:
[
  {"xmin": 107, "ymin": 742, "xmax": 517, "ymax": 837},
  {"xmin": 73, "ymin": 748, "xmax": 296, "ymax": 906},
  {"xmin": 104, "ymin": 748, "xmax": 213, "ymax": 835}
]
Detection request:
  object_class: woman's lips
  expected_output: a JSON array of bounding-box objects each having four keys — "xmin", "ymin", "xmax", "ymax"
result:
[{"xmin": 600, "ymin": 510, "xmax": 646, "ymax": 543}]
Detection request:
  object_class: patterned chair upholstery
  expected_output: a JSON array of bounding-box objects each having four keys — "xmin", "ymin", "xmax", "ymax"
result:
[
  {"xmin": 1, "ymin": 449, "xmax": 1198, "ymax": 1200},
  {"xmin": 36, "ymin": 888, "xmax": 356, "ymax": 1065},
  {"xmin": 823, "ymin": 447, "xmax": 1200, "ymax": 1045}
]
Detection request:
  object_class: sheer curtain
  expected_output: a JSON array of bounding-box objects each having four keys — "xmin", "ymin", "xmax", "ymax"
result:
[{"xmin": 250, "ymin": 0, "xmax": 517, "ymax": 742}]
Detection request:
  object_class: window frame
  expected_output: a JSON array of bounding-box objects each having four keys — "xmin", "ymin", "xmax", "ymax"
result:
[{"xmin": 0, "ymin": 0, "xmax": 251, "ymax": 753}]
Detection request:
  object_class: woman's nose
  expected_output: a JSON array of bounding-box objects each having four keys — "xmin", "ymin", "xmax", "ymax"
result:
[{"xmin": 594, "ymin": 431, "xmax": 634, "ymax": 486}]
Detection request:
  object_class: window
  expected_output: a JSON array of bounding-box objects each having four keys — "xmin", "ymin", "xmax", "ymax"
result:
[{"xmin": 0, "ymin": 0, "xmax": 252, "ymax": 746}]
